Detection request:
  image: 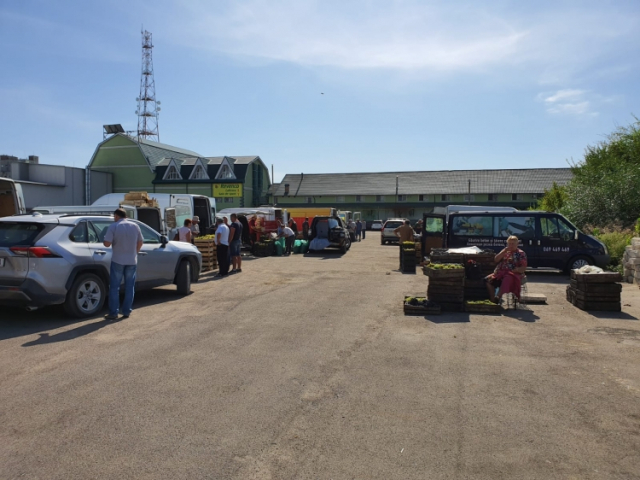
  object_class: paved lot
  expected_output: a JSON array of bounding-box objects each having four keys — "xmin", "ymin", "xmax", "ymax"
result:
[{"xmin": 1, "ymin": 238, "xmax": 640, "ymax": 479}]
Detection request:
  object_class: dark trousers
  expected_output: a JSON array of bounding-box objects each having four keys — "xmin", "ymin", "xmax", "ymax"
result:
[
  {"xmin": 285, "ymin": 235, "xmax": 294, "ymax": 254},
  {"xmin": 217, "ymin": 243, "xmax": 230, "ymax": 275},
  {"xmin": 362, "ymin": 230, "xmax": 366, "ymax": 239}
]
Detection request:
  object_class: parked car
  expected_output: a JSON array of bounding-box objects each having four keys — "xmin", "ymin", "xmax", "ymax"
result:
[
  {"xmin": 0, "ymin": 213, "xmax": 202, "ymax": 317},
  {"xmin": 308, "ymin": 215, "xmax": 351, "ymax": 254},
  {"xmin": 370, "ymin": 220, "xmax": 383, "ymax": 231},
  {"xmin": 380, "ymin": 218, "xmax": 408, "ymax": 244}
]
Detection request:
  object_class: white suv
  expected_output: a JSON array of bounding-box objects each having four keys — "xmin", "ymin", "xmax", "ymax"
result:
[{"xmin": 380, "ymin": 218, "xmax": 408, "ymax": 244}]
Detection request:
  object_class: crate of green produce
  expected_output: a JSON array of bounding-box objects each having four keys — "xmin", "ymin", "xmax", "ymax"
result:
[
  {"xmin": 403, "ymin": 296, "xmax": 441, "ymax": 315},
  {"xmin": 464, "ymin": 299, "xmax": 501, "ymax": 314},
  {"xmin": 422, "ymin": 263, "xmax": 466, "ymax": 279}
]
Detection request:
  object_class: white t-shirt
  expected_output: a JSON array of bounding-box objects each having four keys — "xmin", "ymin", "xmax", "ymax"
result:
[
  {"xmin": 215, "ymin": 224, "xmax": 230, "ymax": 246},
  {"xmin": 178, "ymin": 226, "xmax": 191, "ymax": 242},
  {"xmin": 282, "ymin": 226, "xmax": 295, "ymax": 237}
]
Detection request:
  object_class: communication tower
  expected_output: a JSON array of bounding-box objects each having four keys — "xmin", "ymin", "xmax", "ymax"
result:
[{"xmin": 135, "ymin": 29, "xmax": 161, "ymax": 142}]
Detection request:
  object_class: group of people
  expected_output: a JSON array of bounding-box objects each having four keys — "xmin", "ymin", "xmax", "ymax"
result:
[
  {"xmin": 347, "ymin": 219, "xmax": 366, "ymax": 241},
  {"xmin": 214, "ymin": 214, "xmax": 243, "ymax": 278},
  {"xmin": 176, "ymin": 215, "xmax": 201, "ymax": 243}
]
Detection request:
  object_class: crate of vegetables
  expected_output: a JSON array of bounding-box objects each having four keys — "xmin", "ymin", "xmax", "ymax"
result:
[
  {"xmin": 422, "ymin": 263, "xmax": 466, "ymax": 279},
  {"xmin": 464, "ymin": 300, "xmax": 501, "ymax": 314},
  {"xmin": 403, "ymin": 296, "xmax": 441, "ymax": 315}
]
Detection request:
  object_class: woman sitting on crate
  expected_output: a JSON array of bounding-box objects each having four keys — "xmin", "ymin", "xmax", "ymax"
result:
[{"xmin": 485, "ymin": 235, "xmax": 527, "ymax": 304}]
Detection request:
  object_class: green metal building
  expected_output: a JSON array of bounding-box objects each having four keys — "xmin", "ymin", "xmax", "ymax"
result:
[
  {"xmin": 270, "ymin": 169, "xmax": 573, "ymax": 222},
  {"xmin": 87, "ymin": 133, "xmax": 270, "ymax": 207}
]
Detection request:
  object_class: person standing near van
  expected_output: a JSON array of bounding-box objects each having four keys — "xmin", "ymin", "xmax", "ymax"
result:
[
  {"xmin": 178, "ymin": 219, "xmax": 192, "ymax": 243},
  {"xmin": 215, "ymin": 218, "xmax": 230, "ymax": 277},
  {"xmin": 103, "ymin": 208, "xmax": 143, "ymax": 320},
  {"xmin": 361, "ymin": 220, "xmax": 366, "ymax": 240},
  {"xmin": 279, "ymin": 224, "xmax": 295, "ymax": 255},
  {"xmin": 302, "ymin": 217, "xmax": 310, "ymax": 240},
  {"xmin": 356, "ymin": 220, "xmax": 362, "ymax": 241},
  {"xmin": 190, "ymin": 216, "xmax": 200, "ymax": 241},
  {"xmin": 229, "ymin": 213, "xmax": 243, "ymax": 274}
]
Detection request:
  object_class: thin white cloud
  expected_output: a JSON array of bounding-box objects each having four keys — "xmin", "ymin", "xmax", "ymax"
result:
[{"xmin": 538, "ymin": 89, "xmax": 599, "ymax": 117}]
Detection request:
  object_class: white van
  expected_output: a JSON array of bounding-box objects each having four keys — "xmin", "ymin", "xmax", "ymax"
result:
[
  {"xmin": 93, "ymin": 193, "xmax": 216, "ymax": 237},
  {"xmin": 0, "ymin": 178, "xmax": 26, "ymax": 217}
]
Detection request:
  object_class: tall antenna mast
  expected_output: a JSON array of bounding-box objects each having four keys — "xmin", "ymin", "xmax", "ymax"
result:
[{"xmin": 135, "ymin": 29, "xmax": 161, "ymax": 142}]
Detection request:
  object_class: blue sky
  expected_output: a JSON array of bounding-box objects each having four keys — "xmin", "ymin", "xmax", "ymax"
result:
[{"xmin": 1, "ymin": 0, "xmax": 639, "ymax": 182}]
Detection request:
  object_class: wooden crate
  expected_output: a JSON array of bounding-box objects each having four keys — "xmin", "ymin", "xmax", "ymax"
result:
[
  {"xmin": 566, "ymin": 286, "xmax": 621, "ymax": 311},
  {"xmin": 194, "ymin": 239, "xmax": 218, "ymax": 272},
  {"xmin": 569, "ymin": 280, "xmax": 622, "ymax": 293},
  {"xmin": 423, "ymin": 265, "xmax": 466, "ymax": 279},
  {"xmin": 438, "ymin": 302, "xmax": 465, "ymax": 312},
  {"xmin": 429, "ymin": 293, "xmax": 464, "ymax": 303},
  {"xmin": 403, "ymin": 296, "xmax": 441, "ymax": 315},
  {"xmin": 465, "ymin": 301, "xmax": 501, "ymax": 314}
]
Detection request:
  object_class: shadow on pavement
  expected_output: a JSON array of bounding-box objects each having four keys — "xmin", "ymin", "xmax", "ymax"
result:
[
  {"xmin": 525, "ymin": 271, "xmax": 569, "ymax": 285},
  {"xmin": 304, "ymin": 252, "xmax": 345, "ymax": 260},
  {"xmin": 425, "ymin": 313, "xmax": 471, "ymax": 324},
  {"xmin": 502, "ymin": 309, "xmax": 540, "ymax": 323},
  {"xmin": 0, "ymin": 288, "xmax": 185, "ymax": 342},
  {"xmin": 22, "ymin": 316, "xmax": 125, "ymax": 347},
  {"xmin": 588, "ymin": 311, "xmax": 638, "ymax": 321}
]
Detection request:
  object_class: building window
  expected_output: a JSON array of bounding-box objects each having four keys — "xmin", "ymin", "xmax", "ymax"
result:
[
  {"xmin": 190, "ymin": 164, "xmax": 208, "ymax": 180},
  {"xmin": 398, "ymin": 195, "xmax": 407, "ymax": 202},
  {"xmin": 512, "ymin": 194, "xmax": 520, "ymax": 201},
  {"xmin": 164, "ymin": 165, "xmax": 182, "ymax": 180},
  {"xmin": 336, "ymin": 196, "xmax": 345, "ymax": 202},
  {"xmin": 306, "ymin": 197, "xmax": 313, "ymax": 204},
  {"xmin": 419, "ymin": 195, "xmax": 425, "ymax": 201},
  {"xmin": 463, "ymin": 194, "xmax": 475, "ymax": 201},
  {"xmin": 488, "ymin": 194, "xmax": 498, "ymax": 202},
  {"xmin": 355, "ymin": 195, "xmax": 363, "ymax": 202},
  {"xmin": 441, "ymin": 194, "xmax": 451, "ymax": 201},
  {"xmin": 217, "ymin": 164, "xmax": 235, "ymax": 179},
  {"xmin": 376, "ymin": 195, "xmax": 384, "ymax": 202}
]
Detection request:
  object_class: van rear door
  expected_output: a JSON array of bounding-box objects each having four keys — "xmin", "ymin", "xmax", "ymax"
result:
[
  {"xmin": 421, "ymin": 213, "xmax": 446, "ymax": 256},
  {"xmin": 0, "ymin": 179, "xmax": 26, "ymax": 217}
]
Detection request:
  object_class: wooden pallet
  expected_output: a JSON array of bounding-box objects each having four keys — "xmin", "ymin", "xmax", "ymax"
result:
[
  {"xmin": 570, "ymin": 271, "xmax": 622, "ymax": 283},
  {"xmin": 566, "ymin": 286, "xmax": 621, "ymax": 311},
  {"xmin": 569, "ymin": 280, "xmax": 622, "ymax": 293}
]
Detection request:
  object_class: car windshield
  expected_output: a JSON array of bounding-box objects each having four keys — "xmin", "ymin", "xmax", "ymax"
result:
[
  {"xmin": 385, "ymin": 221, "xmax": 403, "ymax": 229},
  {"xmin": 0, "ymin": 223, "xmax": 45, "ymax": 247}
]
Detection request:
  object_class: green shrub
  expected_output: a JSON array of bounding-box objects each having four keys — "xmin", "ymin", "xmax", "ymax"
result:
[{"xmin": 587, "ymin": 225, "xmax": 633, "ymax": 266}]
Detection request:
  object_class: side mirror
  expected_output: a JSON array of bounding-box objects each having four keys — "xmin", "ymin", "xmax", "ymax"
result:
[{"xmin": 160, "ymin": 235, "xmax": 169, "ymax": 246}]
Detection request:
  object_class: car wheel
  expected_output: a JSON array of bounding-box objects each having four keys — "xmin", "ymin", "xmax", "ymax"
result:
[
  {"xmin": 566, "ymin": 255, "xmax": 593, "ymax": 273},
  {"xmin": 176, "ymin": 260, "xmax": 192, "ymax": 295},
  {"xmin": 64, "ymin": 273, "xmax": 106, "ymax": 318}
]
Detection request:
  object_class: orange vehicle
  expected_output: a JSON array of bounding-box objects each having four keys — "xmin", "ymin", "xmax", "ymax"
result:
[{"xmin": 286, "ymin": 207, "xmax": 336, "ymax": 231}]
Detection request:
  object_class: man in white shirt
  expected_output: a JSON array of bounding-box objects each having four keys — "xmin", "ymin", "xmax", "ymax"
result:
[
  {"xmin": 215, "ymin": 218, "xmax": 230, "ymax": 276},
  {"xmin": 279, "ymin": 225, "xmax": 295, "ymax": 255}
]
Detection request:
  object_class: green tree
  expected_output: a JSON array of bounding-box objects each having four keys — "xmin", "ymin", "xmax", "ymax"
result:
[
  {"xmin": 561, "ymin": 118, "xmax": 640, "ymax": 228},
  {"xmin": 536, "ymin": 182, "xmax": 567, "ymax": 212}
]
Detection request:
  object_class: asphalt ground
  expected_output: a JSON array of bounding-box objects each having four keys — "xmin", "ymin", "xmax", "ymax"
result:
[{"xmin": 1, "ymin": 237, "xmax": 640, "ymax": 479}]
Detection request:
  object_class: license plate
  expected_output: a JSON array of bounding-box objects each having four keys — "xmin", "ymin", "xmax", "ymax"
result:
[{"xmin": 0, "ymin": 258, "xmax": 4, "ymax": 267}]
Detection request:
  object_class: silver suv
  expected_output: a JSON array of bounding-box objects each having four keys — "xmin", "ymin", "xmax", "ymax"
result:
[
  {"xmin": 380, "ymin": 218, "xmax": 408, "ymax": 244},
  {"xmin": 0, "ymin": 213, "xmax": 202, "ymax": 317}
]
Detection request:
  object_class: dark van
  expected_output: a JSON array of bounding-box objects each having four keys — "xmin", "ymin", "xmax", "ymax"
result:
[{"xmin": 422, "ymin": 209, "xmax": 609, "ymax": 272}]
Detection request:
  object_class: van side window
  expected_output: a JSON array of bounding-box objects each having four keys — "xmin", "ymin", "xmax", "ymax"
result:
[
  {"xmin": 175, "ymin": 205, "xmax": 191, "ymax": 228},
  {"xmin": 494, "ymin": 216, "xmax": 536, "ymax": 239},
  {"xmin": 451, "ymin": 216, "xmax": 493, "ymax": 236},
  {"xmin": 541, "ymin": 217, "xmax": 560, "ymax": 238},
  {"xmin": 557, "ymin": 218, "xmax": 575, "ymax": 241}
]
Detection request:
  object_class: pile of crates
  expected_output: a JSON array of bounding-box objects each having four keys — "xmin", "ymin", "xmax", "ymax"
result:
[
  {"xmin": 194, "ymin": 238, "xmax": 218, "ymax": 272},
  {"xmin": 566, "ymin": 271, "xmax": 622, "ymax": 312}
]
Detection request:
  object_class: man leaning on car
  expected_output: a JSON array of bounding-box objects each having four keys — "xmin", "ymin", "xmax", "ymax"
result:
[{"xmin": 103, "ymin": 208, "xmax": 143, "ymax": 320}]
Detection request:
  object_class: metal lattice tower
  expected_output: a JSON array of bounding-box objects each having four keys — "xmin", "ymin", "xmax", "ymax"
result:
[{"xmin": 135, "ymin": 29, "xmax": 161, "ymax": 142}]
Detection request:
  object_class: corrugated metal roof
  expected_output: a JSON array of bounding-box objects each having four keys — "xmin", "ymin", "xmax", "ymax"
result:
[{"xmin": 273, "ymin": 169, "xmax": 573, "ymax": 196}]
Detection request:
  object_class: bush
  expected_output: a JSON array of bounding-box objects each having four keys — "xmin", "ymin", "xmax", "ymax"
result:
[{"xmin": 584, "ymin": 224, "xmax": 633, "ymax": 267}]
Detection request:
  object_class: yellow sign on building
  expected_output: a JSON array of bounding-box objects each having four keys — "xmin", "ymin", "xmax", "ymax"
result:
[{"xmin": 213, "ymin": 183, "xmax": 243, "ymax": 198}]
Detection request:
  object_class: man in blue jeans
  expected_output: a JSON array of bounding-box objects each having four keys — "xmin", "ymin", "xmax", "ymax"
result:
[
  {"xmin": 103, "ymin": 208, "xmax": 143, "ymax": 320},
  {"xmin": 228, "ymin": 213, "xmax": 243, "ymax": 274}
]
